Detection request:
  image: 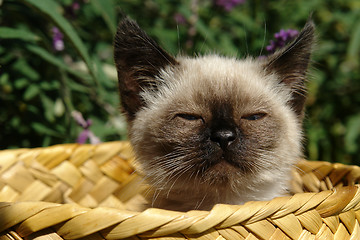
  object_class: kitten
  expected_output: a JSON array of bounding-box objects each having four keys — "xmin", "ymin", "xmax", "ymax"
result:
[{"xmin": 114, "ymin": 18, "xmax": 314, "ymax": 211}]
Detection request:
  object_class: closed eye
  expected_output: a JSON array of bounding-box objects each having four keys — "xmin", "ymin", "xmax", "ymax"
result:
[
  {"xmin": 176, "ymin": 113, "xmax": 203, "ymax": 121},
  {"xmin": 242, "ymin": 113, "xmax": 267, "ymax": 121}
]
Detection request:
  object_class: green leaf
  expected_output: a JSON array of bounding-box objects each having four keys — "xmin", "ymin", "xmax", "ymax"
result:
[
  {"xmin": 21, "ymin": 0, "xmax": 98, "ymax": 85},
  {"xmin": 0, "ymin": 27, "xmax": 40, "ymax": 41},
  {"xmin": 194, "ymin": 19, "xmax": 217, "ymax": 48},
  {"xmin": 40, "ymin": 81, "xmax": 60, "ymax": 91},
  {"xmin": 347, "ymin": 18, "xmax": 360, "ymax": 60},
  {"xmin": 0, "ymin": 73, "xmax": 9, "ymax": 85},
  {"xmin": 219, "ymin": 34, "xmax": 239, "ymax": 56},
  {"xmin": 93, "ymin": 56, "xmax": 113, "ymax": 88},
  {"xmin": 26, "ymin": 44, "xmax": 92, "ymax": 81},
  {"xmin": 40, "ymin": 93, "xmax": 55, "ymax": 122},
  {"xmin": 10, "ymin": 117, "xmax": 21, "ymax": 128},
  {"xmin": 345, "ymin": 114, "xmax": 360, "ymax": 153},
  {"xmin": 42, "ymin": 135, "xmax": 52, "ymax": 147},
  {"xmin": 12, "ymin": 59, "xmax": 40, "ymax": 81},
  {"xmin": 14, "ymin": 78, "xmax": 29, "ymax": 89},
  {"xmin": 90, "ymin": 0, "xmax": 117, "ymax": 34},
  {"xmin": 32, "ymin": 122, "xmax": 61, "ymax": 137},
  {"xmin": 23, "ymin": 84, "xmax": 40, "ymax": 100},
  {"xmin": 66, "ymin": 78, "xmax": 90, "ymax": 93}
]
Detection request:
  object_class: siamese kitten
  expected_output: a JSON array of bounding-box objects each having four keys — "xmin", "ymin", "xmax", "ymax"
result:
[{"xmin": 114, "ymin": 18, "xmax": 314, "ymax": 211}]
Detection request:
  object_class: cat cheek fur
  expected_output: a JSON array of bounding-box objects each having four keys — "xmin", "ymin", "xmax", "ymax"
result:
[{"xmin": 114, "ymin": 18, "xmax": 314, "ymax": 211}]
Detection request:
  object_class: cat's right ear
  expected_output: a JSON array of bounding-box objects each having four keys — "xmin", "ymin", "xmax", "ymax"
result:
[
  {"xmin": 264, "ymin": 21, "xmax": 315, "ymax": 118},
  {"xmin": 114, "ymin": 17, "xmax": 178, "ymax": 121}
]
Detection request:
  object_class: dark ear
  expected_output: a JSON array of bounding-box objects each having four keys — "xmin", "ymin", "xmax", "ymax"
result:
[
  {"xmin": 114, "ymin": 17, "xmax": 178, "ymax": 121},
  {"xmin": 265, "ymin": 21, "xmax": 315, "ymax": 118}
]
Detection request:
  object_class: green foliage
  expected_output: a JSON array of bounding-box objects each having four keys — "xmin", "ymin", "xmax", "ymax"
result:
[
  {"xmin": 1, "ymin": 0, "xmax": 126, "ymax": 148},
  {"xmin": 1, "ymin": 0, "xmax": 360, "ymax": 165}
]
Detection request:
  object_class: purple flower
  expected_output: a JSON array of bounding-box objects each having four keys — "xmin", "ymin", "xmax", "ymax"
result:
[
  {"xmin": 215, "ymin": 0, "xmax": 246, "ymax": 11},
  {"xmin": 266, "ymin": 29, "xmax": 299, "ymax": 53},
  {"xmin": 71, "ymin": 111, "xmax": 101, "ymax": 144},
  {"xmin": 71, "ymin": 2, "xmax": 80, "ymax": 11},
  {"xmin": 52, "ymin": 27, "xmax": 64, "ymax": 51},
  {"xmin": 174, "ymin": 13, "xmax": 187, "ymax": 25},
  {"xmin": 64, "ymin": 0, "xmax": 84, "ymax": 19}
]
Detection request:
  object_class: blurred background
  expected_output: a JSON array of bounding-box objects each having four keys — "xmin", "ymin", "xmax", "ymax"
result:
[{"xmin": 1, "ymin": 0, "xmax": 360, "ymax": 165}]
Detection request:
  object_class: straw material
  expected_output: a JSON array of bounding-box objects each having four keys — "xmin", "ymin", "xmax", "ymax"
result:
[{"xmin": 1, "ymin": 141, "xmax": 360, "ymax": 239}]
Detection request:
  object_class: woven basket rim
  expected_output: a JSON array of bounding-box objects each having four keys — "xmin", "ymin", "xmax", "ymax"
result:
[
  {"xmin": 1, "ymin": 141, "xmax": 360, "ymax": 240},
  {"xmin": 1, "ymin": 184, "xmax": 360, "ymax": 239}
]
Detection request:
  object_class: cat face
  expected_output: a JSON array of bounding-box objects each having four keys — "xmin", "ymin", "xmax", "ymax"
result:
[
  {"xmin": 114, "ymin": 18, "xmax": 314, "ymax": 209},
  {"xmin": 131, "ymin": 56, "xmax": 300, "ymax": 184}
]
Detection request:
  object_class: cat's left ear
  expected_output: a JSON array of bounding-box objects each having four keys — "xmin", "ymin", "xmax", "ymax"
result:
[{"xmin": 264, "ymin": 21, "xmax": 315, "ymax": 118}]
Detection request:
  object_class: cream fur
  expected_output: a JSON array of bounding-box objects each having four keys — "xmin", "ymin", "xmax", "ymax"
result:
[{"xmin": 130, "ymin": 55, "xmax": 303, "ymax": 210}]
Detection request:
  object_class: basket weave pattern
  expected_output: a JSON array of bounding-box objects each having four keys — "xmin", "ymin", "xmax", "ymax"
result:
[{"xmin": 1, "ymin": 141, "xmax": 360, "ymax": 239}]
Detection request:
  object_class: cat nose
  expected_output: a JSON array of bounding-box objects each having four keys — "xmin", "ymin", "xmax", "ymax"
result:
[{"xmin": 210, "ymin": 129, "xmax": 237, "ymax": 150}]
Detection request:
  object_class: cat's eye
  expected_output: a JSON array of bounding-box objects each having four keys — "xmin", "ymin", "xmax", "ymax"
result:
[
  {"xmin": 176, "ymin": 113, "xmax": 202, "ymax": 121},
  {"xmin": 242, "ymin": 113, "xmax": 267, "ymax": 121}
]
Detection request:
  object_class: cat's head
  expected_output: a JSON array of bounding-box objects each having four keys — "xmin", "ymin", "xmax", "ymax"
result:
[{"xmin": 114, "ymin": 18, "xmax": 315, "ymax": 201}]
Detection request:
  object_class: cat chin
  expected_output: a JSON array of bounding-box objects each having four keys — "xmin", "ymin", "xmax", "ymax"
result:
[
  {"xmin": 205, "ymin": 160, "xmax": 242, "ymax": 176},
  {"xmin": 147, "ymin": 168, "xmax": 291, "ymax": 211},
  {"xmin": 141, "ymin": 157, "xmax": 292, "ymax": 211}
]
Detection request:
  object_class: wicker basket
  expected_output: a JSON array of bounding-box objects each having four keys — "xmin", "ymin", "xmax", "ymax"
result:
[{"xmin": 1, "ymin": 141, "xmax": 360, "ymax": 239}]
